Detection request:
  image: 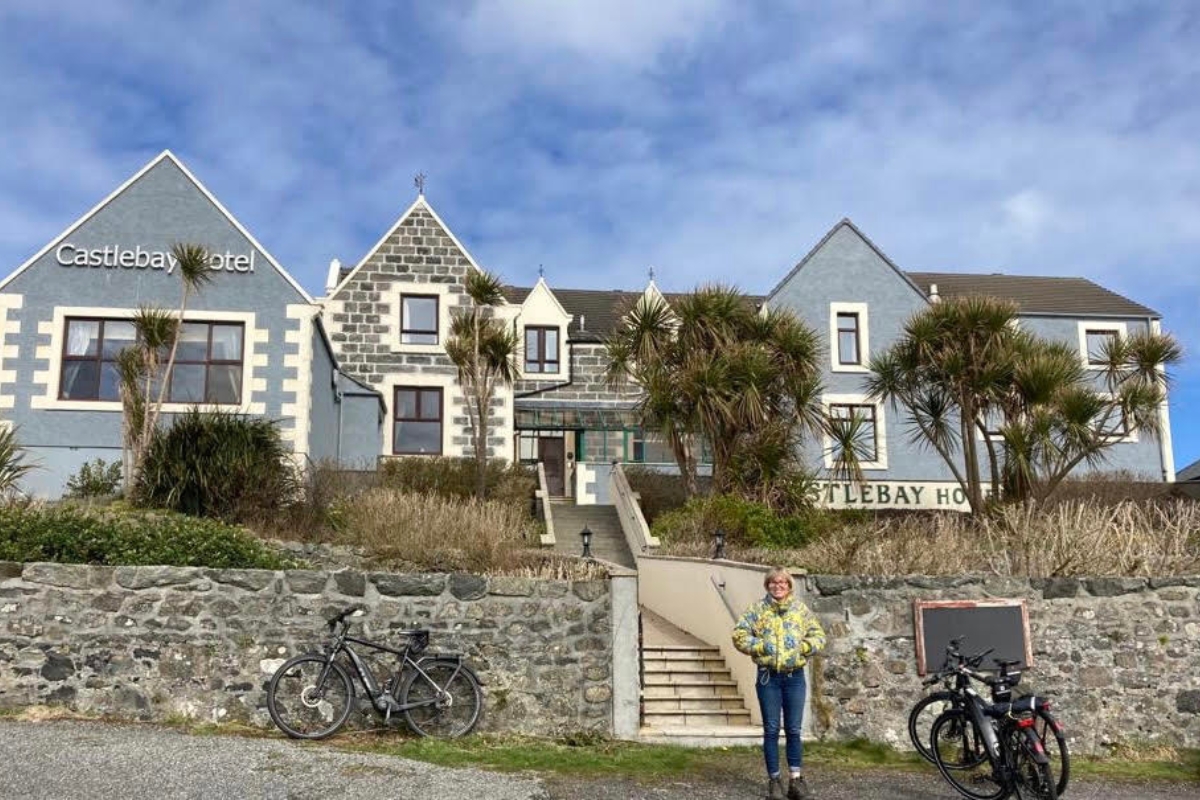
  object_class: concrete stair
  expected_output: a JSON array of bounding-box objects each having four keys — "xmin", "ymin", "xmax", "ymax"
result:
[
  {"xmin": 638, "ymin": 611, "xmax": 759, "ymax": 746},
  {"xmin": 549, "ymin": 500, "xmax": 635, "ymax": 569}
]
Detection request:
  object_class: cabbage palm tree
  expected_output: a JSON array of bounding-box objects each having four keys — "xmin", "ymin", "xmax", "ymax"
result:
[{"xmin": 445, "ymin": 270, "xmax": 520, "ymax": 500}]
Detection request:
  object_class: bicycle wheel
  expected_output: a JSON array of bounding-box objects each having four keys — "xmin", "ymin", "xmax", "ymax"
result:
[
  {"xmin": 1011, "ymin": 727, "xmax": 1058, "ymax": 800},
  {"xmin": 908, "ymin": 691, "xmax": 957, "ymax": 763},
  {"xmin": 401, "ymin": 659, "xmax": 483, "ymax": 738},
  {"xmin": 930, "ymin": 710, "xmax": 1006, "ymax": 800},
  {"xmin": 267, "ymin": 654, "xmax": 355, "ymax": 739},
  {"xmin": 1032, "ymin": 708, "xmax": 1069, "ymax": 797}
]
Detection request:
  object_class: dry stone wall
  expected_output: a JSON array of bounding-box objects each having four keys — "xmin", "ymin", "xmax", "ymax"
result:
[
  {"xmin": 0, "ymin": 562, "xmax": 613, "ymax": 735},
  {"xmin": 805, "ymin": 574, "xmax": 1200, "ymax": 754}
]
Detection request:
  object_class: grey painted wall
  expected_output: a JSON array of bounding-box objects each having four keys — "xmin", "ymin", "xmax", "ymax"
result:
[
  {"xmin": 0, "ymin": 156, "xmax": 311, "ymax": 496},
  {"xmin": 337, "ymin": 374, "xmax": 384, "ymax": 467},
  {"xmin": 308, "ymin": 324, "xmax": 339, "ymax": 464}
]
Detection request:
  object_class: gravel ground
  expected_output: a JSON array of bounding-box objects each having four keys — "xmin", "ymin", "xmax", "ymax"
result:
[{"xmin": 0, "ymin": 720, "xmax": 1196, "ymax": 800}]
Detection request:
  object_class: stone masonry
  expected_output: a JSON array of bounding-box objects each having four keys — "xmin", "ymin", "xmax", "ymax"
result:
[
  {"xmin": 804, "ymin": 574, "xmax": 1200, "ymax": 754},
  {"xmin": 0, "ymin": 562, "xmax": 613, "ymax": 735}
]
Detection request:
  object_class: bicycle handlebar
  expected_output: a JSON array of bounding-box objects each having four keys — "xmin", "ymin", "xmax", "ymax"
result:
[{"xmin": 328, "ymin": 605, "xmax": 366, "ymax": 630}]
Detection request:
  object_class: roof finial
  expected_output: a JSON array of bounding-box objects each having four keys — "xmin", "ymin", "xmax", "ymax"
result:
[
  {"xmin": 414, "ymin": 172, "xmax": 427, "ymax": 196},
  {"xmin": 538, "ymin": 263, "xmax": 545, "ymax": 279},
  {"xmin": 648, "ymin": 266, "xmax": 656, "ymax": 282}
]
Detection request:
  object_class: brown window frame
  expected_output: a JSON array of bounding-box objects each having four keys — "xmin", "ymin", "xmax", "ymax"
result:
[
  {"xmin": 400, "ymin": 294, "xmax": 439, "ymax": 345},
  {"xmin": 836, "ymin": 312, "xmax": 861, "ymax": 365},
  {"xmin": 59, "ymin": 317, "xmax": 244, "ymax": 405},
  {"xmin": 1084, "ymin": 329, "xmax": 1118, "ymax": 366},
  {"xmin": 829, "ymin": 403, "xmax": 878, "ymax": 463},
  {"xmin": 393, "ymin": 386, "xmax": 443, "ymax": 455},
  {"xmin": 524, "ymin": 326, "xmax": 560, "ymax": 373}
]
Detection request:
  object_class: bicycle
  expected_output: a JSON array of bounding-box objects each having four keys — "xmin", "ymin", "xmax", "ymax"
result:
[
  {"xmin": 910, "ymin": 639, "xmax": 1068, "ymax": 798},
  {"xmin": 267, "ymin": 606, "xmax": 484, "ymax": 740},
  {"xmin": 928, "ymin": 652, "xmax": 1060, "ymax": 800}
]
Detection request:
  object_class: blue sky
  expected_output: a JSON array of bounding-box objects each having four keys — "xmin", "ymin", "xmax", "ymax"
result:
[{"xmin": 2, "ymin": 1, "xmax": 1199, "ymax": 469}]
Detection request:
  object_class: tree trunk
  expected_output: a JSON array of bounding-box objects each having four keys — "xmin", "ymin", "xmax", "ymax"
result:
[
  {"xmin": 959, "ymin": 394, "xmax": 985, "ymax": 515},
  {"xmin": 475, "ymin": 385, "xmax": 488, "ymax": 501}
]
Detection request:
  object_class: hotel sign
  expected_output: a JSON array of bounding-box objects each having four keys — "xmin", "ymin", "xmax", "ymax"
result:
[
  {"xmin": 55, "ymin": 243, "xmax": 256, "ymax": 274},
  {"xmin": 813, "ymin": 481, "xmax": 981, "ymax": 512}
]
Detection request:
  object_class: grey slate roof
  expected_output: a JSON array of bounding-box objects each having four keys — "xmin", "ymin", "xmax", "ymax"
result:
[
  {"xmin": 1177, "ymin": 458, "xmax": 1200, "ymax": 482},
  {"xmin": 906, "ymin": 272, "xmax": 1159, "ymax": 318}
]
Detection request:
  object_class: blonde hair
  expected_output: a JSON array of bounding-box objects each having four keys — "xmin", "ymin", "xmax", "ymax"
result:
[{"xmin": 762, "ymin": 567, "xmax": 794, "ymax": 591}]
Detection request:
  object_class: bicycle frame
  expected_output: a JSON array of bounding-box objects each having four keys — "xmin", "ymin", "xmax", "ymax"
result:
[{"xmin": 322, "ymin": 629, "xmax": 466, "ymax": 713}]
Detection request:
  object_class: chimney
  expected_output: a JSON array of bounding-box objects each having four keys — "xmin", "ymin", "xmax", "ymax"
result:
[
  {"xmin": 325, "ymin": 258, "xmax": 343, "ymax": 294},
  {"xmin": 929, "ymin": 282, "xmax": 940, "ymax": 303},
  {"xmin": 579, "ymin": 314, "xmax": 586, "ymax": 330}
]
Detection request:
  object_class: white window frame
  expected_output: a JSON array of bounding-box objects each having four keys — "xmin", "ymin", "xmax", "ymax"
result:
[
  {"xmin": 1094, "ymin": 392, "xmax": 1138, "ymax": 444},
  {"xmin": 389, "ymin": 283, "xmax": 457, "ymax": 354},
  {"xmin": 823, "ymin": 393, "xmax": 888, "ymax": 470},
  {"xmin": 1077, "ymin": 321, "xmax": 1126, "ymax": 370},
  {"xmin": 829, "ymin": 302, "xmax": 869, "ymax": 373}
]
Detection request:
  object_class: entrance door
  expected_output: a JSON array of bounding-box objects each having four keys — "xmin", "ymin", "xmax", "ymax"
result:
[{"xmin": 538, "ymin": 437, "xmax": 566, "ymax": 496}]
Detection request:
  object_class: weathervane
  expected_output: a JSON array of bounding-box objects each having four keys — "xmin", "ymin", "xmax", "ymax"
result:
[
  {"xmin": 414, "ymin": 172, "xmax": 427, "ymax": 196},
  {"xmin": 538, "ymin": 264, "xmax": 545, "ymax": 279},
  {"xmin": 648, "ymin": 266, "xmax": 656, "ymax": 281}
]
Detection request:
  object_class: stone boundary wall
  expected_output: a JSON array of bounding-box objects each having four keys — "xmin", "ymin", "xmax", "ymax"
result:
[
  {"xmin": 0, "ymin": 562, "xmax": 615, "ymax": 736},
  {"xmin": 807, "ymin": 574, "xmax": 1200, "ymax": 754}
]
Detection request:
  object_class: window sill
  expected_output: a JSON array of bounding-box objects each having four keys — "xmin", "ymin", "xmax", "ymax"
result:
[{"xmin": 831, "ymin": 364, "xmax": 870, "ymax": 374}]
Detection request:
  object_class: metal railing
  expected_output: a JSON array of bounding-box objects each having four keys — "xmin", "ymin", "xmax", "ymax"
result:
[{"xmin": 710, "ymin": 574, "xmax": 738, "ymax": 621}]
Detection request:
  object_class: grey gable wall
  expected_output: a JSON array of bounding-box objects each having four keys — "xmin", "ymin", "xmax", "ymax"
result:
[
  {"xmin": 0, "ymin": 156, "xmax": 312, "ymax": 496},
  {"xmin": 768, "ymin": 222, "xmax": 954, "ymax": 482}
]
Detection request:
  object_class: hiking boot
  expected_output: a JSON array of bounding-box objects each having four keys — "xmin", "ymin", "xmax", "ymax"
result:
[
  {"xmin": 788, "ymin": 774, "xmax": 813, "ymax": 800},
  {"xmin": 766, "ymin": 776, "xmax": 786, "ymax": 799}
]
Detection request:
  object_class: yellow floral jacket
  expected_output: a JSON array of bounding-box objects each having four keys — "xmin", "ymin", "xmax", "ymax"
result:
[{"xmin": 732, "ymin": 594, "xmax": 827, "ymax": 672}]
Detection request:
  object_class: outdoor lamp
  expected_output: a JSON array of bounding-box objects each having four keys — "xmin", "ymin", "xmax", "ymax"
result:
[
  {"xmin": 580, "ymin": 525, "xmax": 593, "ymax": 559},
  {"xmin": 713, "ymin": 528, "xmax": 727, "ymax": 560}
]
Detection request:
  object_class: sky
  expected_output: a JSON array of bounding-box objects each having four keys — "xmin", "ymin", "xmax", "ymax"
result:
[{"xmin": 1, "ymin": 1, "xmax": 1199, "ymax": 469}]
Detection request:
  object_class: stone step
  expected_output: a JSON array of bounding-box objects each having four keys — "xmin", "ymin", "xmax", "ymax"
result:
[
  {"xmin": 643, "ymin": 709, "xmax": 752, "ymax": 727},
  {"xmin": 642, "ymin": 646, "xmax": 721, "ymax": 658},
  {"xmin": 642, "ymin": 656, "xmax": 728, "ymax": 671},
  {"xmin": 641, "ymin": 669, "xmax": 735, "ymax": 684},
  {"xmin": 638, "ymin": 725, "xmax": 763, "ymax": 748},
  {"xmin": 642, "ymin": 696, "xmax": 748, "ymax": 713},
  {"xmin": 643, "ymin": 683, "xmax": 741, "ymax": 700}
]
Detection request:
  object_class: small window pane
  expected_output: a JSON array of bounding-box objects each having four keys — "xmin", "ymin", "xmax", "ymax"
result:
[
  {"xmin": 66, "ymin": 320, "xmax": 100, "ymax": 357},
  {"xmin": 177, "ymin": 323, "xmax": 209, "ymax": 362},
  {"xmin": 838, "ymin": 330, "xmax": 859, "ymax": 364},
  {"xmin": 169, "ymin": 364, "xmax": 205, "ymax": 403},
  {"xmin": 100, "ymin": 362, "xmax": 122, "ymax": 401},
  {"xmin": 526, "ymin": 332, "xmax": 540, "ymax": 360},
  {"xmin": 1086, "ymin": 331, "xmax": 1116, "ymax": 364},
  {"xmin": 419, "ymin": 390, "xmax": 440, "ymax": 419},
  {"xmin": 101, "ymin": 321, "xmax": 137, "ymax": 358},
  {"xmin": 211, "ymin": 325, "xmax": 243, "ymax": 360},
  {"xmin": 61, "ymin": 361, "xmax": 99, "ymax": 399},
  {"xmin": 396, "ymin": 390, "xmax": 417, "ymax": 418},
  {"xmin": 207, "ymin": 365, "xmax": 242, "ymax": 404},
  {"xmin": 395, "ymin": 420, "xmax": 441, "ymax": 454},
  {"xmin": 545, "ymin": 328, "xmax": 558, "ymax": 353}
]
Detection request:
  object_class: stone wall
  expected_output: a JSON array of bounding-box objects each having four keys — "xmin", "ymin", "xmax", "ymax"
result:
[
  {"xmin": 806, "ymin": 574, "xmax": 1200, "ymax": 754},
  {"xmin": 0, "ymin": 562, "xmax": 614, "ymax": 735}
]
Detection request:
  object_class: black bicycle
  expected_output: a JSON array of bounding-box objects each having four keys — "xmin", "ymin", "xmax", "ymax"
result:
[
  {"xmin": 928, "ymin": 653, "xmax": 1060, "ymax": 800},
  {"xmin": 267, "ymin": 606, "xmax": 484, "ymax": 740},
  {"xmin": 910, "ymin": 639, "xmax": 1069, "ymax": 798}
]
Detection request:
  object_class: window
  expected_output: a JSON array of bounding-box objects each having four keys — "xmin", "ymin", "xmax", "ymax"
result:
[
  {"xmin": 400, "ymin": 295, "xmax": 438, "ymax": 345},
  {"xmin": 59, "ymin": 318, "xmax": 243, "ymax": 404},
  {"xmin": 1084, "ymin": 329, "xmax": 1118, "ymax": 366},
  {"xmin": 393, "ymin": 387, "xmax": 442, "ymax": 454},
  {"xmin": 829, "ymin": 404, "xmax": 878, "ymax": 463},
  {"xmin": 524, "ymin": 326, "xmax": 560, "ymax": 373},
  {"xmin": 836, "ymin": 313, "xmax": 860, "ymax": 365}
]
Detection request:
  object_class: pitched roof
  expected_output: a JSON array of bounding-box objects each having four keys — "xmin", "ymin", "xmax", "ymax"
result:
[
  {"xmin": 1177, "ymin": 458, "xmax": 1200, "ymax": 482},
  {"xmin": 906, "ymin": 272, "xmax": 1158, "ymax": 318}
]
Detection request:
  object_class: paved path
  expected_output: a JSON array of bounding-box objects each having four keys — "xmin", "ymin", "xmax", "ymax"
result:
[{"xmin": 1, "ymin": 720, "xmax": 1196, "ymax": 800}]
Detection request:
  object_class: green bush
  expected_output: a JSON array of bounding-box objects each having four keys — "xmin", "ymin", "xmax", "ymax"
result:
[
  {"xmin": 0, "ymin": 506, "xmax": 293, "ymax": 569},
  {"xmin": 135, "ymin": 410, "xmax": 298, "ymax": 522},
  {"xmin": 381, "ymin": 456, "xmax": 536, "ymax": 509},
  {"xmin": 622, "ymin": 467, "xmax": 712, "ymax": 525},
  {"xmin": 651, "ymin": 494, "xmax": 839, "ymax": 550},
  {"xmin": 65, "ymin": 458, "xmax": 124, "ymax": 498}
]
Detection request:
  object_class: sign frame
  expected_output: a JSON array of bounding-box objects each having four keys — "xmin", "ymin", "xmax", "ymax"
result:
[{"xmin": 913, "ymin": 598, "xmax": 1033, "ymax": 675}]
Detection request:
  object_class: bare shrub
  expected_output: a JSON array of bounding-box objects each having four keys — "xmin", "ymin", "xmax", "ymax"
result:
[
  {"xmin": 1046, "ymin": 469, "xmax": 1175, "ymax": 507},
  {"xmin": 659, "ymin": 500, "xmax": 1200, "ymax": 577}
]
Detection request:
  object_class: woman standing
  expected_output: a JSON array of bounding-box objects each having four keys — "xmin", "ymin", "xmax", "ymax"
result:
[{"xmin": 732, "ymin": 567, "xmax": 826, "ymax": 800}]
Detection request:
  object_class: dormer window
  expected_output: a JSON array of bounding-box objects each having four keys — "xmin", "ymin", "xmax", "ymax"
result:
[
  {"xmin": 400, "ymin": 295, "xmax": 438, "ymax": 345},
  {"xmin": 525, "ymin": 326, "xmax": 560, "ymax": 373}
]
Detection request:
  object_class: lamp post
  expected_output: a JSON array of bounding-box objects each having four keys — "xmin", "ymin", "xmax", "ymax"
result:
[
  {"xmin": 580, "ymin": 525, "xmax": 593, "ymax": 560},
  {"xmin": 713, "ymin": 528, "xmax": 726, "ymax": 560}
]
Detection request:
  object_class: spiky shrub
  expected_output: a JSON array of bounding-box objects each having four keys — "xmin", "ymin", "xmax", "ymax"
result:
[
  {"xmin": 0, "ymin": 426, "xmax": 35, "ymax": 500},
  {"xmin": 135, "ymin": 410, "xmax": 298, "ymax": 522},
  {"xmin": 64, "ymin": 458, "xmax": 124, "ymax": 499}
]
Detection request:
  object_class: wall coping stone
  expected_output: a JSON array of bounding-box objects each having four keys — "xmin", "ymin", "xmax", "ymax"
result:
[
  {"xmin": 0, "ymin": 561, "xmax": 21, "ymax": 579},
  {"xmin": 489, "ymin": 577, "xmax": 536, "ymax": 597},
  {"xmin": 22, "ymin": 563, "xmax": 113, "ymax": 590},
  {"xmin": 114, "ymin": 566, "xmax": 211, "ymax": 590},
  {"xmin": 448, "ymin": 573, "xmax": 487, "ymax": 601},
  {"xmin": 1085, "ymin": 577, "xmax": 1149, "ymax": 597},
  {"xmin": 371, "ymin": 573, "xmax": 446, "ymax": 597},
  {"xmin": 283, "ymin": 570, "xmax": 330, "ymax": 594},
  {"xmin": 205, "ymin": 569, "xmax": 276, "ymax": 592}
]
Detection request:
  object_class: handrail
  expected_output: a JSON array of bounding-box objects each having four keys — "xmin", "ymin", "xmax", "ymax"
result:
[
  {"xmin": 536, "ymin": 462, "xmax": 556, "ymax": 546},
  {"xmin": 710, "ymin": 574, "xmax": 738, "ymax": 622},
  {"xmin": 609, "ymin": 462, "xmax": 659, "ymax": 556}
]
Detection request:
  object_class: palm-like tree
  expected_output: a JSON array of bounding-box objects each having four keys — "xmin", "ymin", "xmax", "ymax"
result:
[{"xmin": 445, "ymin": 270, "xmax": 520, "ymax": 499}]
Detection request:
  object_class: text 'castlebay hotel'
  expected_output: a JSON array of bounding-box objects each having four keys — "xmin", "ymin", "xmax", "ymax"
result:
[{"xmin": 0, "ymin": 151, "xmax": 1174, "ymax": 509}]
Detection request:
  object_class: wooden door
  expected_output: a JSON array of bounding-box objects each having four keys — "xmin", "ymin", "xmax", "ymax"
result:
[{"xmin": 538, "ymin": 437, "xmax": 566, "ymax": 496}]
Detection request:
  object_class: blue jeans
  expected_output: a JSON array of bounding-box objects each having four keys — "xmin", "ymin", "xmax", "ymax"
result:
[{"xmin": 755, "ymin": 667, "xmax": 806, "ymax": 776}]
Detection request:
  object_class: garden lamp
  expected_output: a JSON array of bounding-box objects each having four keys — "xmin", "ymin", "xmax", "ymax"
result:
[
  {"xmin": 580, "ymin": 525, "xmax": 593, "ymax": 559},
  {"xmin": 713, "ymin": 528, "xmax": 726, "ymax": 560}
]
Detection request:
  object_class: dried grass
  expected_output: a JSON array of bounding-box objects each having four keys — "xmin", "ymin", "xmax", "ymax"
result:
[{"xmin": 660, "ymin": 499, "xmax": 1200, "ymax": 577}]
